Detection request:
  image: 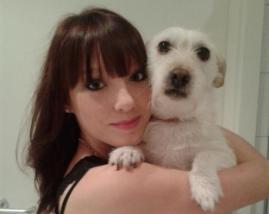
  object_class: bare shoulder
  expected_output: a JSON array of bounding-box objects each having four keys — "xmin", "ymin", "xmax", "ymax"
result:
[{"xmin": 64, "ymin": 163, "xmax": 203, "ymax": 214}]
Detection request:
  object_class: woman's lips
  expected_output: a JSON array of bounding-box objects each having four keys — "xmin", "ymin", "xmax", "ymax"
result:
[{"xmin": 110, "ymin": 116, "xmax": 141, "ymax": 130}]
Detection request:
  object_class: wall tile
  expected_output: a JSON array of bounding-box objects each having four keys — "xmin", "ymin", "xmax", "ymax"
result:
[
  {"xmin": 256, "ymin": 73, "xmax": 269, "ymax": 136},
  {"xmin": 261, "ymin": 5, "xmax": 269, "ymax": 72},
  {"xmin": 255, "ymin": 136, "xmax": 269, "ymax": 158},
  {"xmin": 253, "ymin": 200, "xmax": 266, "ymax": 214}
]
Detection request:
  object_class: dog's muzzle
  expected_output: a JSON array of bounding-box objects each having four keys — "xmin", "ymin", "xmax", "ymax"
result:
[{"xmin": 164, "ymin": 69, "xmax": 191, "ymax": 98}]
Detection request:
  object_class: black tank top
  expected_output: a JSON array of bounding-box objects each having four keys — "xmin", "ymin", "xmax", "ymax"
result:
[{"xmin": 56, "ymin": 156, "xmax": 107, "ymax": 214}]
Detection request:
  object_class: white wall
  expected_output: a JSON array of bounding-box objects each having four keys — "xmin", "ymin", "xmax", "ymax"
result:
[
  {"xmin": 223, "ymin": 2, "xmax": 264, "ymax": 213},
  {"xmin": 223, "ymin": 0, "xmax": 264, "ymax": 145}
]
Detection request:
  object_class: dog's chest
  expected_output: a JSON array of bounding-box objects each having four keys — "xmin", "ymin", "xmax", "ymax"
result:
[{"xmin": 143, "ymin": 120, "xmax": 212, "ymax": 170}]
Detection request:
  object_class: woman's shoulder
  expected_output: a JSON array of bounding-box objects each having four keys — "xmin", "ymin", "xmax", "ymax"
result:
[
  {"xmin": 76, "ymin": 162, "xmax": 185, "ymax": 194},
  {"xmin": 65, "ymin": 163, "xmax": 203, "ymax": 214}
]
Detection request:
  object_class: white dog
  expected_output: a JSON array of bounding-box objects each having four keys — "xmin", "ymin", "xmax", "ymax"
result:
[{"xmin": 109, "ymin": 27, "xmax": 236, "ymax": 212}]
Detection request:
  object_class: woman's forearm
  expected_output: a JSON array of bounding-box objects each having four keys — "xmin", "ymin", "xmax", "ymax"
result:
[
  {"xmin": 222, "ymin": 127, "xmax": 266, "ymax": 163},
  {"xmin": 216, "ymin": 159, "xmax": 269, "ymax": 212},
  {"xmin": 215, "ymin": 128, "xmax": 269, "ymax": 212}
]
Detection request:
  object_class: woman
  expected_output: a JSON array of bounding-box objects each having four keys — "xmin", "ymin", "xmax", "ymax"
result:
[{"xmin": 27, "ymin": 7, "xmax": 269, "ymax": 214}]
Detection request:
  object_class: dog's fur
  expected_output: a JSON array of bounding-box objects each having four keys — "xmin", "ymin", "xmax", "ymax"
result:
[{"xmin": 109, "ymin": 27, "xmax": 236, "ymax": 212}]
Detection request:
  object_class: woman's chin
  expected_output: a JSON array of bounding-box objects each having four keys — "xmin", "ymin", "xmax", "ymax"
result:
[{"xmin": 113, "ymin": 137, "xmax": 142, "ymax": 147}]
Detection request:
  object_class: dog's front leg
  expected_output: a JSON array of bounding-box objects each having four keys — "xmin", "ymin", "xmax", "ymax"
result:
[
  {"xmin": 189, "ymin": 150, "xmax": 236, "ymax": 212},
  {"xmin": 108, "ymin": 146, "xmax": 144, "ymax": 170}
]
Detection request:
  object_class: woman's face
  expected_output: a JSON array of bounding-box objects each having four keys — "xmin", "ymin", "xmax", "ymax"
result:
[{"xmin": 68, "ymin": 59, "xmax": 151, "ymax": 154}]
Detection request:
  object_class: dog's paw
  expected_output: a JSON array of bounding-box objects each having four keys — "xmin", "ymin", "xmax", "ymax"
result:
[
  {"xmin": 108, "ymin": 146, "xmax": 144, "ymax": 170},
  {"xmin": 189, "ymin": 172, "xmax": 223, "ymax": 212}
]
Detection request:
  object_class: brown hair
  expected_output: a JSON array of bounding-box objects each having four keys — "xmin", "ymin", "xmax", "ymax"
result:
[{"xmin": 27, "ymin": 7, "xmax": 146, "ymax": 213}]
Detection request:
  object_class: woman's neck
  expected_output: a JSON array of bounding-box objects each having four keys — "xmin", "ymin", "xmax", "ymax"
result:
[
  {"xmin": 65, "ymin": 137, "xmax": 112, "ymax": 175},
  {"xmin": 64, "ymin": 141, "xmax": 93, "ymax": 175},
  {"xmin": 79, "ymin": 135, "xmax": 113, "ymax": 159}
]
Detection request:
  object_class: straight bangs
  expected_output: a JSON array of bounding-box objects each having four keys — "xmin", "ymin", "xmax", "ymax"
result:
[
  {"xmin": 64, "ymin": 8, "xmax": 147, "ymax": 86},
  {"xmin": 96, "ymin": 20, "xmax": 147, "ymax": 78}
]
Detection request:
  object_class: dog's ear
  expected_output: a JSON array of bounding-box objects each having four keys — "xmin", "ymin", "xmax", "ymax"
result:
[{"xmin": 213, "ymin": 54, "xmax": 226, "ymax": 88}]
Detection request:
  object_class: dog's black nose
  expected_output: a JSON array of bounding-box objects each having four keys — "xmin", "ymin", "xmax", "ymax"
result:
[{"xmin": 170, "ymin": 72, "xmax": 191, "ymax": 89}]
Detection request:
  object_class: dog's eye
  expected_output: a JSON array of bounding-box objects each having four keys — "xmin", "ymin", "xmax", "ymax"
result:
[
  {"xmin": 158, "ymin": 41, "xmax": 171, "ymax": 54},
  {"xmin": 196, "ymin": 47, "xmax": 210, "ymax": 61}
]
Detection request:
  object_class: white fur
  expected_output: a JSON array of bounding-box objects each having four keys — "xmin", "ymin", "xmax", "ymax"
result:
[
  {"xmin": 109, "ymin": 27, "xmax": 236, "ymax": 212},
  {"xmin": 109, "ymin": 146, "xmax": 144, "ymax": 170}
]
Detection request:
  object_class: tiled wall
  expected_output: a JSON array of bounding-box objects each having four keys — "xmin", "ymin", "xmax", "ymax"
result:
[
  {"xmin": 254, "ymin": 1, "xmax": 269, "ymax": 212},
  {"xmin": 256, "ymin": 1, "xmax": 269, "ymax": 159}
]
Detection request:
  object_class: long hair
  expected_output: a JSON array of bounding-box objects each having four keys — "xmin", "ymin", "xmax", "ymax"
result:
[{"xmin": 27, "ymin": 7, "xmax": 147, "ymax": 213}]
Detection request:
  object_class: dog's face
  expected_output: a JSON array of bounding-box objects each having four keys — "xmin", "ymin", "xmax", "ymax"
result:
[{"xmin": 147, "ymin": 27, "xmax": 226, "ymax": 120}]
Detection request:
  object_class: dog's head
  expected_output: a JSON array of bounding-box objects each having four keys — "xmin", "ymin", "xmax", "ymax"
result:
[{"xmin": 147, "ymin": 27, "xmax": 226, "ymax": 120}]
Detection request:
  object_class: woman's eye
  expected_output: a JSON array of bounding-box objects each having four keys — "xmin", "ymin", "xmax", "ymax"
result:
[
  {"xmin": 86, "ymin": 79, "xmax": 105, "ymax": 91},
  {"xmin": 130, "ymin": 71, "xmax": 147, "ymax": 82}
]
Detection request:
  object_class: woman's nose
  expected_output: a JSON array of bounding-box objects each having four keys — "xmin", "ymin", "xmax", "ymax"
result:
[{"xmin": 114, "ymin": 87, "xmax": 135, "ymax": 112}]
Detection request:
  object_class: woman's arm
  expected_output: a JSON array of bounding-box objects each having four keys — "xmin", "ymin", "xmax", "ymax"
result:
[
  {"xmin": 66, "ymin": 162, "xmax": 204, "ymax": 214},
  {"xmin": 215, "ymin": 128, "xmax": 269, "ymax": 212},
  {"xmin": 66, "ymin": 129, "xmax": 269, "ymax": 214}
]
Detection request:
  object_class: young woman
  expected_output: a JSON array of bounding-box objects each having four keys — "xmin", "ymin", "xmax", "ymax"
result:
[{"xmin": 27, "ymin": 7, "xmax": 269, "ymax": 214}]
